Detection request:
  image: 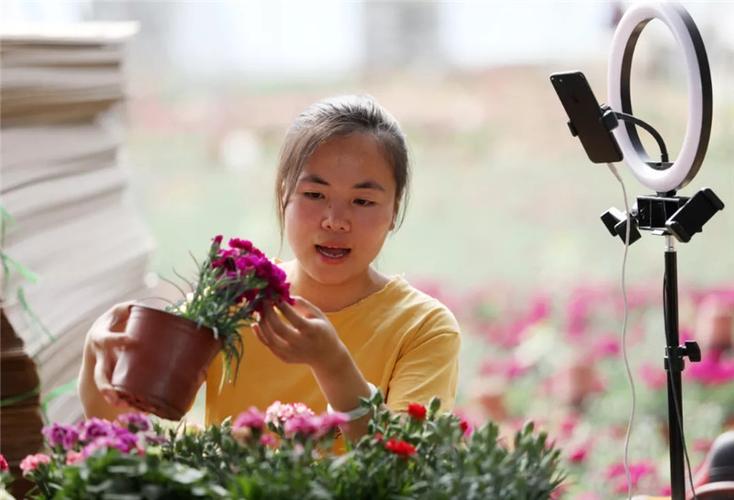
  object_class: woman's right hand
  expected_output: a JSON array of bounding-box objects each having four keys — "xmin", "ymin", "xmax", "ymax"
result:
[{"xmin": 80, "ymin": 301, "xmax": 137, "ymax": 414}]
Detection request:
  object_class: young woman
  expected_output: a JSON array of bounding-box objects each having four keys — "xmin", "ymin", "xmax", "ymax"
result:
[{"xmin": 79, "ymin": 95, "xmax": 461, "ymax": 442}]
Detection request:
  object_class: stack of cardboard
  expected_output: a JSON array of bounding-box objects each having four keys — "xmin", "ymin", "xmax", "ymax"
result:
[{"xmin": 0, "ymin": 22, "xmax": 153, "ymax": 426}]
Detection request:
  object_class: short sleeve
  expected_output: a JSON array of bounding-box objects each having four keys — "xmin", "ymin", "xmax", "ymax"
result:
[{"xmin": 385, "ymin": 328, "xmax": 460, "ymax": 414}]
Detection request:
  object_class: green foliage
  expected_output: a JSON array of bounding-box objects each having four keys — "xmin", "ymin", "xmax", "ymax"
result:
[{"xmin": 24, "ymin": 395, "xmax": 564, "ymax": 499}]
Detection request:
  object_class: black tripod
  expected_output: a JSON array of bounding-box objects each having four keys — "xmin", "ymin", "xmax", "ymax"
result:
[{"xmin": 603, "ymin": 186, "xmax": 724, "ymax": 499}]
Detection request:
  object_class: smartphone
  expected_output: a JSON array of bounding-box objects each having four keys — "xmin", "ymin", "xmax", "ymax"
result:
[{"xmin": 550, "ymin": 71, "xmax": 623, "ymax": 164}]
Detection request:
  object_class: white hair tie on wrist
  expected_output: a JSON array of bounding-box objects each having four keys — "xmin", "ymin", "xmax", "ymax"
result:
[{"xmin": 326, "ymin": 382, "xmax": 379, "ymax": 422}]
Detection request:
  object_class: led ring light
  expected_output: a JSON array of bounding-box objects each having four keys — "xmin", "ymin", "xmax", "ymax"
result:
[{"xmin": 608, "ymin": 2, "xmax": 712, "ymax": 193}]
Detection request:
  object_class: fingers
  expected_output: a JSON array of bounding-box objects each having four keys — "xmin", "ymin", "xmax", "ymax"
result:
[
  {"xmin": 262, "ymin": 305, "xmax": 300, "ymax": 342},
  {"xmin": 275, "ymin": 299, "xmax": 312, "ymax": 329},
  {"xmin": 284, "ymin": 296, "xmax": 324, "ymax": 320},
  {"xmin": 94, "ymin": 351, "xmax": 123, "ymax": 407},
  {"xmin": 107, "ymin": 301, "xmax": 136, "ymax": 332},
  {"xmin": 253, "ymin": 320, "xmax": 290, "ymax": 353}
]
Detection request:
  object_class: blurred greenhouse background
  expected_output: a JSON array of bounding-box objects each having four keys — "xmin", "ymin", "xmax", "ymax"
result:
[{"xmin": 2, "ymin": 1, "xmax": 734, "ymax": 497}]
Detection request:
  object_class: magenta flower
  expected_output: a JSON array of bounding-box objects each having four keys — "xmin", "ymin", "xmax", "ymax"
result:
[
  {"xmin": 19, "ymin": 453, "xmax": 50, "ymax": 475},
  {"xmin": 43, "ymin": 423, "xmax": 79, "ymax": 450},
  {"xmin": 687, "ymin": 351, "xmax": 734, "ymax": 385},
  {"xmin": 234, "ymin": 407, "xmax": 266, "ymax": 431},
  {"xmin": 116, "ymin": 412, "xmax": 151, "ymax": 433},
  {"xmin": 82, "ymin": 433, "xmax": 139, "ymax": 458},
  {"xmin": 78, "ymin": 418, "xmax": 115, "ymax": 442},
  {"xmin": 0, "ymin": 453, "xmax": 8, "ymax": 472}
]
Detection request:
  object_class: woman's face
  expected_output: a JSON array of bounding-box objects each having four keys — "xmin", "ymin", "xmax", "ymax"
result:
[{"xmin": 284, "ymin": 132, "xmax": 398, "ymax": 287}]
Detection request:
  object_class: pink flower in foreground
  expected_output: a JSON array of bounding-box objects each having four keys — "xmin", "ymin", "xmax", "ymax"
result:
[
  {"xmin": 43, "ymin": 422, "xmax": 80, "ymax": 450},
  {"xmin": 259, "ymin": 434, "xmax": 278, "ymax": 447},
  {"xmin": 0, "ymin": 453, "xmax": 8, "ymax": 472},
  {"xmin": 459, "ymin": 417, "xmax": 473, "ymax": 437},
  {"xmin": 19, "ymin": 453, "xmax": 50, "ymax": 475},
  {"xmin": 318, "ymin": 412, "xmax": 348, "ymax": 435},
  {"xmin": 284, "ymin": 414, "xmax": 320, "ymax": 439},
  {"xmin": 234, "ymin": 407, "xmax": 266, "ymax": 431},
  {"xmin": 66, "ymin": 450, "xmax": 84, "ymax": 465},
  {"xmin": 265, "ymin": 401, "xmax": 315, "ymax": 428}
]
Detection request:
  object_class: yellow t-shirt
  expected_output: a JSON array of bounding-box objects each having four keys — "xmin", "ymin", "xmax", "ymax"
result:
[{"xmin": 205, "ymin": 275, "xmax": 461, "ymax": 425}]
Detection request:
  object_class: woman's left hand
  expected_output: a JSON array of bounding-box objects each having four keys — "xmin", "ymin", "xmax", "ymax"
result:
[{"xmin": 254, "ymin": 296, "xmax": 348, "ymax": 372}]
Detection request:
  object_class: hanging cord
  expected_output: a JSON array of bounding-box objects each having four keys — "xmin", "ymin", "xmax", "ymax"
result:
[
  {"xmin": 663, "ymin": 270, "xmax": 698, "ymax": 499},
  {"xmin": 612, "ymin": 111, "xmax": 669, "ymax": 163},
  {"xmin": 606, "ymin": 162, "xmax": 636, "ymax": 500}
]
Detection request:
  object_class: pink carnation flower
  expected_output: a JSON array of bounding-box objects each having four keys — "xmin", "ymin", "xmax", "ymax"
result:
[
  {"xmin": 265, "ymin": 401, "xmax": 315, "ymax": 427},
  {"xmin": 259, "ymin": 434, "xmax": 278, "ymax": 447},
  {"xmin": 234, "ymin": 407, "xmax": 266, "ymax": 431},
  {"xmin": 19, "ymin": 453, "xmax": 50, "ymax": 475},
  {"xmin": 318, "ymin": 412, "xmax": 349, "ymax": 435},
  {"xmin": 66, "ymin": 450, "xmax": 85, "ymax": 465},
  {"xmin": 284, "ymin": 414, "xmax": 321, "ymax": 439}
]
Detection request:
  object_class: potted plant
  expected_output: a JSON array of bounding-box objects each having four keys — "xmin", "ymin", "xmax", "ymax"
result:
[{"xmin": 110, "ymin": 235, "xmax": 293, "ymax": 420}]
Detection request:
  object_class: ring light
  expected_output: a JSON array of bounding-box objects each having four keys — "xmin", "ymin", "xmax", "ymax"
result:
[{"xmin": 607, "ymin": 2, "xmax": 712, "ymax": 193}]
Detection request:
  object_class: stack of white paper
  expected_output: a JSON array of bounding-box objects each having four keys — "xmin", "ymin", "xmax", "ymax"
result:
[{"xmin": 1, "ymin": 22, "xmax": 154, "ymax": 424}]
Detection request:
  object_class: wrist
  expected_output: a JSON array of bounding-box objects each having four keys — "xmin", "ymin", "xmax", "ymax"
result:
[{"xmin": 310, "ymin": 343, "xmax": 351, "ymax": 378}]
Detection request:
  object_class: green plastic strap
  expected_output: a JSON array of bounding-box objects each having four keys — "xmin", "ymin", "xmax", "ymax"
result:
[
  {"xmin": 40, "ymin": 378, "xmax": 78, "ymax": 424},
  {"xmin": 17, "ymin": 287, "xmax": 55, "ymax": 342},
  {"xmin": 0, "ymin": 251, "xmax": 39, "ymax": 283},
  {"xmin": 0, "ymin": 385, "xmax": 40, "ymax": 408}
]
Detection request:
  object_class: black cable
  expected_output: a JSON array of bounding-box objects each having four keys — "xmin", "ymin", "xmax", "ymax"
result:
[
  {"xmin": 663, "ymin": 273, "xmax": 698, "ymax": 499},
  {"xmin": 614, "ymin": 111, "xmax": 669, "ymax": 163}
]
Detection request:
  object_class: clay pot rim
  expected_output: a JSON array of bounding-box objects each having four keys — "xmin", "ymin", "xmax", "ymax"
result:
[{"xmin": 129, "ymin": 304, "xmax": 216, "ymax": 336}]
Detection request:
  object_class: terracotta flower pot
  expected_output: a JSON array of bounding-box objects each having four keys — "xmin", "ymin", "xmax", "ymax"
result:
[{"xmin": 111, "ymin": 305, "xmax": 221, "ymax": 420}]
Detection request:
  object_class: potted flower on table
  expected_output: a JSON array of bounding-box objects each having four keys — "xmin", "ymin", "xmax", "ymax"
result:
[{"xmin": 111, "ymin": 236, "xmax": 293, "ymax": 420}]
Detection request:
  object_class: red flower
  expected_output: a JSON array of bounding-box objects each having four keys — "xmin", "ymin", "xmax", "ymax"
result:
[
  {"xmin": 459, "ymin": 417, "xmax": 473, "ymax": 437},
  {"xmin": 0, "ymin": 453, "xmax": 8, "ymax": 472},
  {"xmin": 407, "ymin": 403, "xmax": 427, "ymax": 421},
  {"xmin": 385, "ymin": 438, "xmax": 416, "ymax": 457}
]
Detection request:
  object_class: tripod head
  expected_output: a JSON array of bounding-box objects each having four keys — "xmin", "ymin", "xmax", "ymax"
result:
[{"xmin": 602, "ymin": 188, "xmax": 724, "ymax": 245}]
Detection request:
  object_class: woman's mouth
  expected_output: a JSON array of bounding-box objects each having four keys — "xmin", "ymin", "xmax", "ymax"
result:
[{"xmin": 315, "ymin": 245, "xmax": 351, "ymax": 261}]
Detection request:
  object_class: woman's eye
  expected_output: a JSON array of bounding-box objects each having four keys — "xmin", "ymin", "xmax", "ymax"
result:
[
  {"xmin": 354, "ymin": 199, "xmax": 375, "ymax": 207},
  {"xmin": 303, "ymin": 192, "xmax": 324, "ymax": 200}
]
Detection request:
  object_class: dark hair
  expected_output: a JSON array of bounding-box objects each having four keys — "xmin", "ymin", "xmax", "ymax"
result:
[{"xmin": 275, "ymin": 95, "xmax": 410, "ymax": 236}]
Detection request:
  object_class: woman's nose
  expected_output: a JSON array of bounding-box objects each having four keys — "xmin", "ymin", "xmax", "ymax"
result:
[{"xmin": 321, "ymin": 204, "xmax": 350, "ymax": 232}]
